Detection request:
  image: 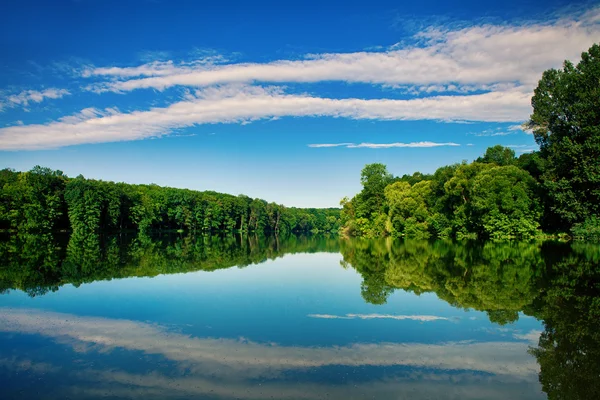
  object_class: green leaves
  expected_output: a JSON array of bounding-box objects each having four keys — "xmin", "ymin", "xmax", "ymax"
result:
[
  {"xmin": 2, "ymin": 168, "xmax": 341, "ymax": 235},
  {"xmin": 470, "ymin": 166, "xmax": 541, "ymax": 238},
  {"xmin": 342, "ymin": 158, "xmax": 546, "ymax": 239},
  {"xmin": 476, "ymin": 145, "xmax": 516, "ymax": 166},
  {"xmin": 528, "ymin": 43, "xmax": 600, "ymax": 228}
]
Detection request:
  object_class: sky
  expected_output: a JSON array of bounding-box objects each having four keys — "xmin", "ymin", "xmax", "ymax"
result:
[{"xmin": 0, "ymin": 0, "xmax": 599, "ymax": 207}]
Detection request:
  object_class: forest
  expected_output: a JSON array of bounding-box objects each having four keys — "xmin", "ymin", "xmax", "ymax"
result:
[
  {"xmin": 340, "ymin": 44, "xmax": 600, "ymax": 240},
  {"xmin": 0, "ymin": 168, "xmax": 340, "ymax": 235}
]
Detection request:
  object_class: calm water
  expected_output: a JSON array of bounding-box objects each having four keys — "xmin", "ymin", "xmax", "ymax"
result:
[{"xmin": 0, "ymin": 233, "xmax": 598, "ymax": 400}]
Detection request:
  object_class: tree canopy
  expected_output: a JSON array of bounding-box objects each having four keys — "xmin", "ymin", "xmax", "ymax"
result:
[
  {"xmin": 528, "ymin": 43, "xmax": 600, "ymax": 229},
  {"xmin": 0, "ymin": 168, "xmax": 340, "ymax": 235}
]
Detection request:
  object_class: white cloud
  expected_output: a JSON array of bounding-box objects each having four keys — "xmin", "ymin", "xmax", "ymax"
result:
[
  {"xmin": 307, "ymin": 143, "xmax": 355, "ymax": 148},
  {"xmin": 0, "ymin": 88, "xmax": 70, "ymax": 111},
  {"xmin": 507, "ymin": 144, "xmax": 539, "ymax": 153},
  {"xmin": 308, "ymin": 142, "xmax": 460, "ymax": 148},
  {"xmin": 0, "ymin": 85, "xmax": 531, "ymax": 150},
  {"xmin": 472, "ymin": 128, "xmax": 515, "ymax": 137},
  {"xmin": 82, "ymin": 55, "xmax": 230, "ymax": 80},
  {"xmin": 83, "ymin": 10, "xmax": 600, "ymax": 94},
  {"xmin": 508, "ymin": 124, "xmax": 534, "ymax": 134},
  {"xmin": 3, "ymin": 9, "xmax": 596, "ymax": 149},
  {"xmin": 308, "ymin": 313, "xmax": 450, "ymax": 321}
]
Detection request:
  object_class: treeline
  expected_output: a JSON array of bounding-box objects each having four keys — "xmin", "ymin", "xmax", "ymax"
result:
[
  {"xmin": 340, "ymin": 44, "xmax": 600, "ymax": 240},
  {"xmin": 0, "ymin": 232, "xmax": 340, "ymax": 296},
  {"xmin": 0, "ymin": 167, "xmax": 340, "ymax": 235},
  {"xmin": 340, "ymin": 151, "xmax": 546, "ymax": 239}
]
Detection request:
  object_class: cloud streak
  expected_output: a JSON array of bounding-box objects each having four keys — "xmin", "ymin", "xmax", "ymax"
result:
[
  {"xmin": 507, "ymin": 144, "xmax": 539, "ymax": 153},
  {"xmin": 308, "ymin": 141, "xmax": 460, "ymax": 149},
  {"xmin": 83, "ymin": 10, "xmax": 600, "ymax": 94},
  {"xmin": 0, "ymin": 88, "xmax": 70, "ymax": 111},
  {"xmin": 2, "ymin": 8, "xmax": 597, "ymax": 150},
  {"xmin": 0, "ymin": 308, "xmax": 546, "ymax": 400},
  {"xmin": 0, "ymin": 85, "xmax": 530, "ymax": 150},
  {"xmin": 513, "ymin": 330, "xmax": 543, "ymax": 343}
]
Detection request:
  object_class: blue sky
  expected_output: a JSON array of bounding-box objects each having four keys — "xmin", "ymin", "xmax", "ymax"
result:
[{"xmin": 1, "ymin": 0, "xmax": 599, "ymax": 207}]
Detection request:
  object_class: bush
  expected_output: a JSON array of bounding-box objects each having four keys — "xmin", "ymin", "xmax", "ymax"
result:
[{"xmin": 572, "ymin": 216, "xmax": 600, "ymax": 241}]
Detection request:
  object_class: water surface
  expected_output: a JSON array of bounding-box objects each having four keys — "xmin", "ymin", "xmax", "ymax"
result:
[{"xmin": 1, "ymin": 234, "xmax": 598, "ymax": 399}]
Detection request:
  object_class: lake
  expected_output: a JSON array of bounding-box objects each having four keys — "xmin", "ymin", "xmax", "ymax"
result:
[{"xmin": 1, "ymin": 233, "xmax": 598, "ymax": 399}]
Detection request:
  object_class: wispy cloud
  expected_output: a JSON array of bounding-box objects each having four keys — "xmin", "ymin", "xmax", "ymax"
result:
[
  {"xmin": 507, "ymin": 144, "xmax": 539, "ymax": 153},
  {"xmin": 308, "ymin": 142, "xmax": 460, "ymax": 149},
  {"xmin": 508, "ymin": 124, "xmax": 533, "ymax": 134},
  {"xmin": 308, "ymin": 313, "xmax": 450, "ymax": 321},
  {"xmin": 0, "ymin": 85, "xmax": 530, "ymax": 150},
  {"xmin": 2, "ymin": 7, "xmax": 597, "ymax": 150},
  {"xmin": 307, "ymin": 143, "xmax": 355, "ymax": 148},
  {"xmin": 82, "ymin": 10, "xmax": 600, "ymax": 94},
  {"xmin": 471, "ymin": 127, "xmax": 516, "ymax": 137},
  {"xmin": 0, "ymin": 88, "xmax": 70, "ymax": 111}
]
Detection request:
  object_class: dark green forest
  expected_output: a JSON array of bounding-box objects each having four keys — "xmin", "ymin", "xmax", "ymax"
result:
[
  {"xmin": 340, "ymin": 44, "xmax": 600, "ymax": 240},
  {"xmin": 0, "ymin": 167, "xmax": 340, "ymax": 235}
]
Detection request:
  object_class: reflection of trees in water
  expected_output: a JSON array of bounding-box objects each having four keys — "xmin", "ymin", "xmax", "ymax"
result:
[
  {"xmin": 1, "ymin": 234, "xmax": 599, "ymax": 399},
  {"xmin": 0, "ymin": 232, "xmax": 341, "ymax": 296},
  {"xmin": 527, "ymin": 244, "xmax": 600, "ymax": 400},
  {"xmin": 340, "ymin": 238, "xmax": 600, "ymax": 400},
  {"xmin": 340, "ymin": 239, "xmax": 544, "ymax": 324}
]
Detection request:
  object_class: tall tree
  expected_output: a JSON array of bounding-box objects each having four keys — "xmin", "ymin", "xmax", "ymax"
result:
[
  {"xmin": 476, "ymin": 145, "xmax": 517, "ymax": 166},
  {"xmin": 527, "ymin": 43, "xmax": 600, "ymax": 228},
  {"xmin": 356, "ymin": 163, "xmax": 393, "ymax": 218}
]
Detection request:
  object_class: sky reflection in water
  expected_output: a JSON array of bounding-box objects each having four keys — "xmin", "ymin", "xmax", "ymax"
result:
[{"xmin": 2, "ymin": 235, "xmax": 597, "ymax": 399}]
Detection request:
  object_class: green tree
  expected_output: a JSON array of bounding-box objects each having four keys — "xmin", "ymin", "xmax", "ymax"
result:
[
  {"xmin": 357, "ymin": 163, "xmax": 393, "ymax": 218},
  {"xmin": 470, "ymin": 166, "xmax": 541, "ymax": 238},
  {"xmin": 476, "ymin": 145, "xmax": 517, "ymax": 166},
  {"xmin": 527, "ymin": 43, "xmax": 600, "ymax": 229},
  {"xmin": 385, "ymin": 180, "xmax": 433, "ymax": 238}
]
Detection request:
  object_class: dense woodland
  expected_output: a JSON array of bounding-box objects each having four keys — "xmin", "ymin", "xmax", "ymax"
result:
[
  {"xmin": 340, "ymin": 44, "xmax": 600, "ymax": 240},
  {"xmin": 0, "ymin": 168, "xmax": 340, "ymax": 235}
]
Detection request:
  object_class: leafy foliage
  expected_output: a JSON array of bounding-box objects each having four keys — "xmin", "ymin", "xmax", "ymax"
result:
[
  {"xmin": 0, "ymin": 167, "xmax": 340, "ymax": 235},
  {"xmin": 343, "ymin": 159, "xmax": 542, "ymax": 239},
  {"xmin": 528, "ymin": 43, "xmax": 600, "ymax": 228},
  {"xmin": 476, "ymin": 144, "xmax": 516, "ymax": 166}
]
